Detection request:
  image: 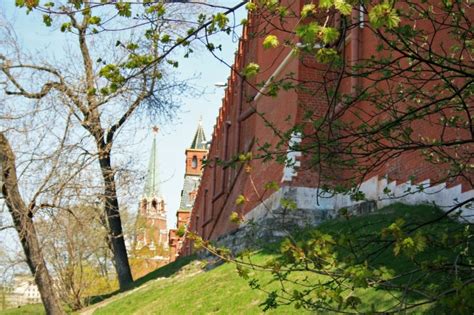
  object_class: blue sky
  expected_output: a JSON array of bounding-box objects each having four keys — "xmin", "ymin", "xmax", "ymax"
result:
[{"xmin": 0, "ymin": 1, "xmax": 245, "ymax": 233}]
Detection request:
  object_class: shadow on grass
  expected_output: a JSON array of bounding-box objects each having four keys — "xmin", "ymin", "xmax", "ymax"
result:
[
  {"xmin": 252, "ymin": 203, "xmax": 471, "ymax": 312},
  {"xmin": 87, "ymin": 254, "xmax": 198, "ymax": 305}
]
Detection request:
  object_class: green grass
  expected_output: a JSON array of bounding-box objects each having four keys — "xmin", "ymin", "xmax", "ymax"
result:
[
  {"xmin": 93, "ymin": 253, "xmax": 308, "ymax": 315},
  {"xmin": 0, "ymin": 304, "xmax": 45, "ymax": 315},
  {"xmin": 88, "ymin": 254, "xmax": 198, "ymax": 305}
]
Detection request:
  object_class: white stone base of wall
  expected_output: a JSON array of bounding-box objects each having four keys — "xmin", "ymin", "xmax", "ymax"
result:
[{"xmin": 243, "ymin": 175, "xmax": 474, "ymax": 225}]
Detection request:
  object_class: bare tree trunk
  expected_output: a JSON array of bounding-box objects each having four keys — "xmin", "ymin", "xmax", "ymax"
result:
[
  {"xmin": 0, "ymin": 133, "xmax": 65, "ymax": 315},
  {"xmin": 98, "ymin": 149, "xmax": 133, "ymax": 289}
]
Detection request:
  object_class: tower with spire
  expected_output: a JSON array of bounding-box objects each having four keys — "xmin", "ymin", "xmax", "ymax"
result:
[
  {"xmin": 185, "ymin": 118, "xmax": 207, "ymax": 177},
  {"xmin": 135, "ymin": 126, "xmax": 168, "ymax": 254},
  {"xmin": 169, "ymin": 119, "xmax": 208, "ymax": 261}
]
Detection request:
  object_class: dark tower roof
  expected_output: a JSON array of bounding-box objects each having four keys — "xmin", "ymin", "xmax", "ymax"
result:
[
  {"xmin": 190, "ymin": 119, "xmax": 207, "ymax": 150},
  {"xmin": 178, "ymin": 177, "xmax": 200, "ymax": 211}
]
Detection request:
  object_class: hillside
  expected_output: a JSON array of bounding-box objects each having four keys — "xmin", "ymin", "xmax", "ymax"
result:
[
  {"xmin": 1, "ymin": 203, "xmax": 471, "ymax": 314},
  {"xmin": 90, "ymin": 254, "xmax": 308, "ymax": 315},
  {"xmin": 89, "ymin": 203, "xmax": 472, "ymax": 314}
]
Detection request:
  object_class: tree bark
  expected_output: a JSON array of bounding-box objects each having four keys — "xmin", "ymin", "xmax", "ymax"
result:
[
  {"xmin": 98, "ymin": 149, "xmax": 134, "ymax": 289},
  {"xmin": 0, "ymin": 133, "xmax": 65, "ymax": 315}
]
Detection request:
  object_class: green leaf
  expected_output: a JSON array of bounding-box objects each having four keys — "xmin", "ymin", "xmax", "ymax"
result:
[
  {"xmin": 320, "ymin": 27, "xmax": 340, "ymax": 44},
  {"xmin": 301, "ymin": 4, "xmax": 316, "ymax": 18},
  {"xmin": 100, "ymin": 87, "xmax": 110, "ymax": 96},
  {"xmin": 99, "ymin": 64, "xmax": 124, "ymax": 84},
  {"xmin": 126, "ymin": 43, "xmax": 139, "ymax": 50},
  {"xmin": 277, "ymin": 6, "xmax": 288, "ymax": 17},
  {"xmin": 123, "ymin": 54, "xmax": 154, "ymax": 69},
  {"xmin": 238, "ymin": 152, "xmax": 252, "ymax": 162},
  {"xmin": 235, "ymin": 195, "xmax": 246, "ymax": 206},
  {"xmin": 296, "ymin": 22, "xmax": 318, "ymax": 44},
  {"xmin": 369, "ymin": 2, "xmax": 400, "ymax": 29},
  {"xmin": 88, "ymin": 16, "xmax": 101, "ymax": 25},
  {"xmin": 213, "ymin": 12, "xmax": 229, "ymax": 30},
  {"xmin": 334, "ymin": 0, "xmax": 352, "ymax": 15},
  {"xmin": 166, "ymin": 60, "xmax": 179, "ymax": 68},
  {"xmin": 375, "ymin": 266, "xmax": 394, "ymax": 281},
  {"xmin": 236, "ymin": 265, "xmax": 250, "ymax": 279},
  {"xmin": 60, "ymin": 22, "xmax": 71, "ymax": 32},
  {"xmin": 146, "ymin": 4, "xmax": 165, "ymax": 15},
  {"xmin": 176, "ymin": 225, "xmax": 185, "ymax": 237},
  {"xmin": 351, "ymin": 190, "xmax": 366, "ymax": 201},
  {"xmin": 281, "ymin": 198, "xmax": 297, "ymax": 210},
  {"xmin": 245, "ymin": 2, "xmax": 257, "ymax": 11},
  {"xmin": 230, "ymin": 211, "xmax": 243, "ymax": 224},
  {"xmin": 242, "ymin": 62, "xmax": 260, "ymax": 78},
  {"xmin": 43, "ymin": 15, "xmax": 52, "ymax": 27},
  {"xmin": 115, "ymin": 2, "xmax": 132, "ymax": 17},
  {"xmin": 319, "ymin": 0, "xmax": 333, "ymax": 9},
  {"xmin": 263, "ymin": 35, "xmax": 279, "ymax": 49},
  {"xmin": 161, "ymin": 34, "xmax": 171, "ymax": 43},
  {"xmin": 316, "ymin": 48, "xmax": 339, "ymax": 64},
  {"xmin": 206, "ymin": 43, "xmax": 215, "ymax": 52},
  {"xmin": 264, "ymin": 181, "xmax": 279, "ymax": 191}
]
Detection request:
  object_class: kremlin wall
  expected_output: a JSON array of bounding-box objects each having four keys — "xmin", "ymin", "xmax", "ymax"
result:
[{"xmin": 178, "ymin": 0, "xmax": 473, "ymax": 255}]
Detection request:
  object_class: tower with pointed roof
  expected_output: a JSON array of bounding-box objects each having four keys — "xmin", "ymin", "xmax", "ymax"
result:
[
  {"xmin": 136, "ymin": 127, "xmax": 168, "ymax": 254},
  {"xmin": 169, "ymin": 120, "xmax": 208, "ymax": 261},
  {"xmin": 185, "ymin": 118, "xmax": 207, "ymax": 177}
]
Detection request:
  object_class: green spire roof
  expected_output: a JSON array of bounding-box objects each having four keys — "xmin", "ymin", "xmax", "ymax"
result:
[
  {"xmin": 190, "ymin": 119, "xmax": 207, "ymax": 150},
  {"xmin": 144, "ymin": 127, "xmax": 161, "ymax": 198}
]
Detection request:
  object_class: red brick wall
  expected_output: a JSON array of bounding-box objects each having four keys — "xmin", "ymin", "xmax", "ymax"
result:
[
  {"xmin": 341, "ymin": 11, "xmax": 470, "ymax": 191},
  {"xmin": 292, "ymin": 4, "xmax": 472, "ymax": 192},
  {"xmin": 182, "ymin": 0, "xmax": 473, "ymax": 252},
  {"xmin": 185, "ymin": 3, "xmax": 303, "ymax": 244}
]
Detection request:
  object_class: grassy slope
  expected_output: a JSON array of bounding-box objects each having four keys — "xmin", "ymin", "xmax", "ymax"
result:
[
  {"xmin": 93, "ymin": 253, "xmax": 308, "ymax": 315},
  {"xmin": 1, "ymin": 203, "xmax": 467, "ymax": 314},
  {"xmin": 0, "ymin": 304, "xmax": 45, "ymax": 315},
  {"xmin": 95, "ymin": 203, "xmax": 466, "ymax": 314}
]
